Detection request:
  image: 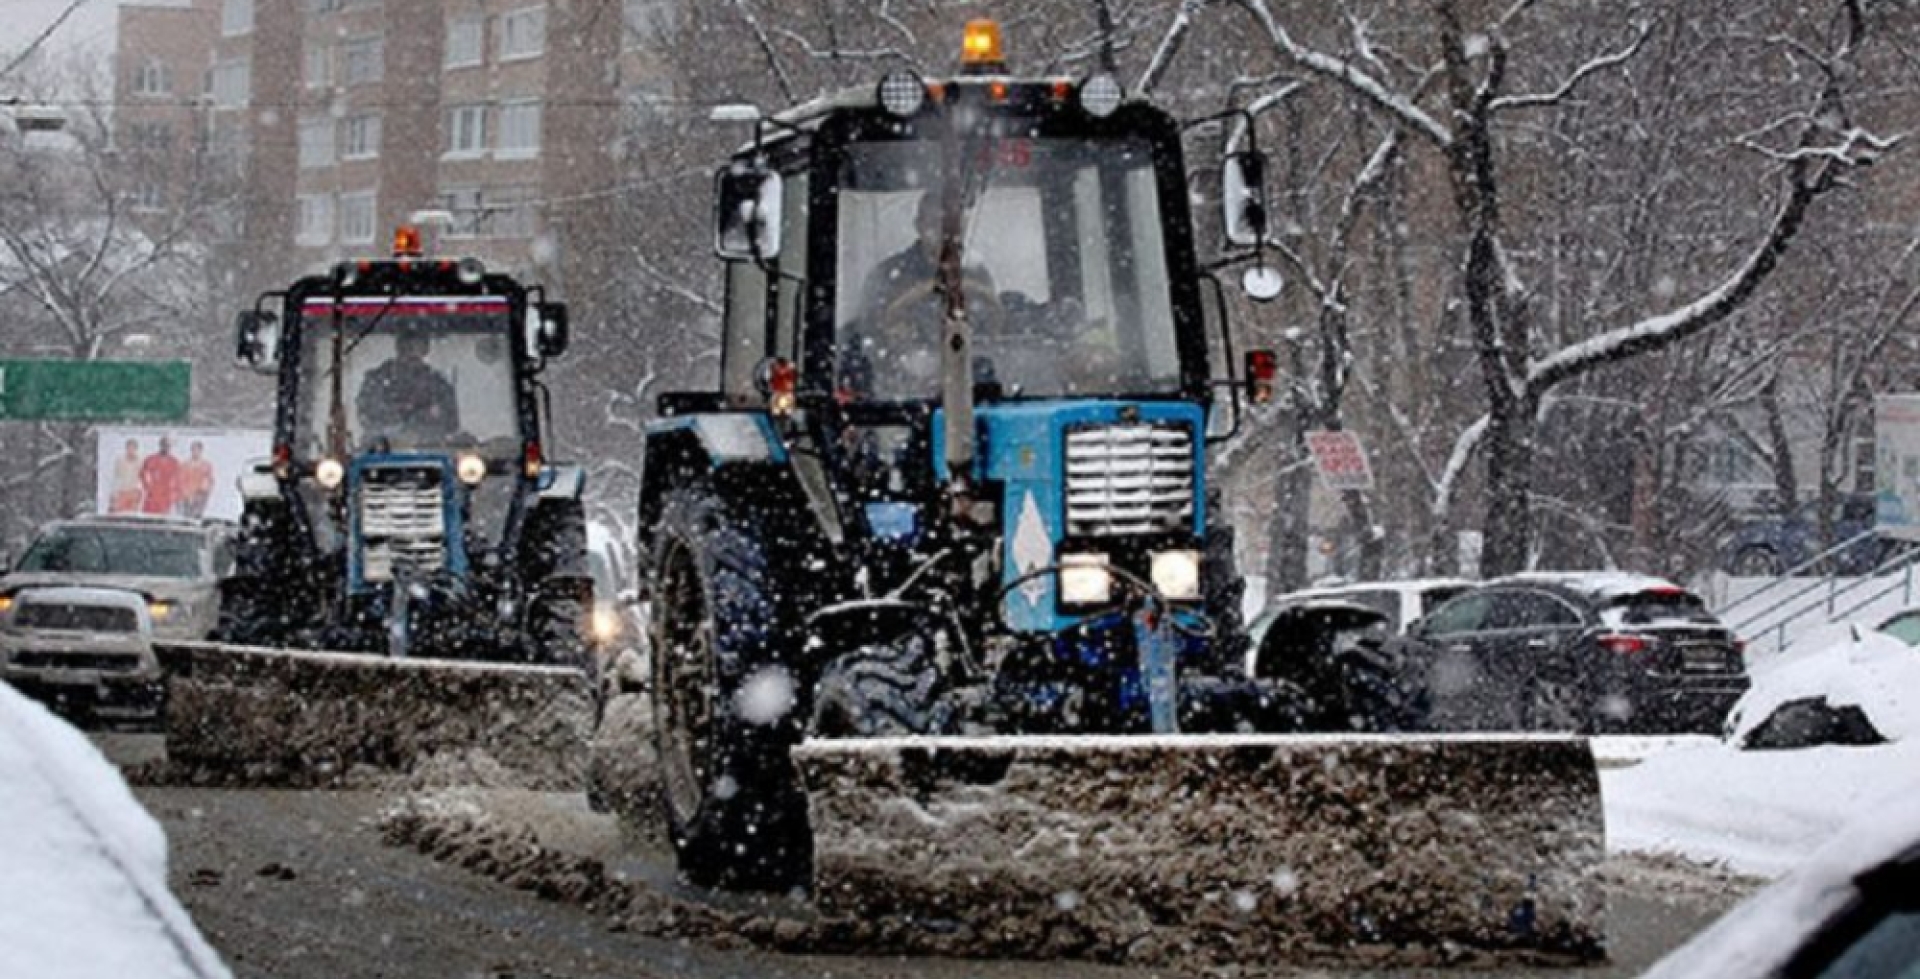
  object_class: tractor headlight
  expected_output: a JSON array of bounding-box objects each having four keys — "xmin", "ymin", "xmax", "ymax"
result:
[
  {"xmin": 1059, "ymin": 553, "xmax": 1112, "ymax": 607},
  {"xmin": 314, "ymin": 457, "xmax": 346, "ymax": 490},
  {"xmin": 1151, "ymin": 549, "xmax": 1202, "ymax": 601},
  {"xmin": 877, "ymin": 71, "xmax": 926, "ymax": 117},
  {"xmin": 1080, "ymin": 73, "xmax": 1123, "ymax": 118},
  {"xmin": 456, "ymin": 453, "xmax": 487, "ymax": 486},
  {"xmin": 591, "ymin": 606, "xmax": 622, "ymax": 643}
]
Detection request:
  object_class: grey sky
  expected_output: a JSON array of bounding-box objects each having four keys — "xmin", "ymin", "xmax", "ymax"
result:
[{"xmin": 8, "ymin": 0, "xmax": 120, "ymax": 60}]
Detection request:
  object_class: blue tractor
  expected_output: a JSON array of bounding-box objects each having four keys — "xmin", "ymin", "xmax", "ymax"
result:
[
  {"xmin": 621, "ymin": 33, "xmax": 1605, "ymax": 965},
  {"xmin": 215, "ymin": 231, "xmax": 592, "ymax": 670}
]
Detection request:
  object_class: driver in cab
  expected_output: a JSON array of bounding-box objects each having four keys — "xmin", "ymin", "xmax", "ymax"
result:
[
  {"xmin": 357, "ymin": 331, "xmax": 460, "ymax": 444},
  {"xmin": 846, "ymin": 192, "xmax": 999, "ymax": 395}
]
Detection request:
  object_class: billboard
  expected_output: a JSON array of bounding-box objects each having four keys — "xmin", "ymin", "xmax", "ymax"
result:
[
  {"xmin": 1875, "ymin": 395, "xmax": 1920, "ymax": 543},
  {"xmin": 95, "ymin": 427, "xmax": 270, "ymax": 523}
]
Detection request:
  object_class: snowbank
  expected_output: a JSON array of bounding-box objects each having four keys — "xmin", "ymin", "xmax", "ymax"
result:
[
  {"xmin": 1602, "ymin": 630, "xmax": 1920, "ymax": 877},
  {"xmin": 0, "ymin": 682, "xmax": 230, "ymax": 979}
]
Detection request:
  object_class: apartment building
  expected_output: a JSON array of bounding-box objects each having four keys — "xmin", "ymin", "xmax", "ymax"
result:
[
  {"xmin": 117, "ymin": 0, "xmax": 636, "ymax": 295},
  {"xmin": 111, "ymin": 1, "xmax": 222, "ymax": 216}
]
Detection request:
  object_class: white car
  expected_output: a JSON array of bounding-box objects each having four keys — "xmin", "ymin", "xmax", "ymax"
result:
[
  {"xmin": 1247, "ymin": 578, "xmax": 1472, "ymax": 677},
  {"xmin": 1729, "ymin": 629, "xmax": 1920, "ymax": 749},
  {"xmin": 0, "ymin": 587, "xmax": 163, "ymax": 726},
  {"xmin": 1639, "ymin": 781, "xmax": 1920, "ymax": 978},
  {"xmin": 0, "ymin": 681, "xmax": 230, "ymax": 977},
  {"xmin": 0, "ymin": 515, "xmax": 232, "ymax": 642}
]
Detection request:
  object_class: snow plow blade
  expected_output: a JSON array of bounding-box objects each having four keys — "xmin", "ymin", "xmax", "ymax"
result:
[
  {"xmin": 796, "ymin": 734, "xmax": 1605, "ymax": 965},
  {"xmin": 154, "ymin": 641, "xmax": 592, "ymax": 790}
]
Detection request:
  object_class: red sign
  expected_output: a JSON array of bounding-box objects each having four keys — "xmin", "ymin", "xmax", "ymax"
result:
[{"xmin": 1305, "ymin": 430, "xmax": 1374, "ymax": 491}]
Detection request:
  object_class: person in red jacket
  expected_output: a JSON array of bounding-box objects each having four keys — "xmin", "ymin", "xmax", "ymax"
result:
[{"xmin": 139, "ymin": 436, "xmax": 181, "ymax": 516}]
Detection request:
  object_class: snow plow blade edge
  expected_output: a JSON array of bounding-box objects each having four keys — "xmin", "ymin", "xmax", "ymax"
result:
[
  {"xmin": 796, "ymin": 734, "xmax": 1605, "ymax": 964},
  {"xmin": 155, "ymin": 641, "xmax": 592, "ymax": 790}
]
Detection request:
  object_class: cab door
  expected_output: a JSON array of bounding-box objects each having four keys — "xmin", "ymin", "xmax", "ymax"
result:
[{"xmin": 1480, "ymin": 588, "xmax": 1588, "ymax": 730}]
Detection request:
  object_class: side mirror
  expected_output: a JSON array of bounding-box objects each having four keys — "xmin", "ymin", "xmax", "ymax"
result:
[
  {"xmin": 234, "ymin": 309, "xmax": 280, "ymax": 374},
  {"xmin": 714, "ymin": 162, "xmax": 783, "ymax": 261},
  {"xmin": 536, "ymin": 302, "xmax": 569, "ymax": 358},
  {"xmin": 1222, "ymin": 150, "xmax": 1269, "ymax": 248}
]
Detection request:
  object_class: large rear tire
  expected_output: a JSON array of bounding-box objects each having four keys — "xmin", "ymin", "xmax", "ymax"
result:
[
  {"xmin": 647, "ymin": 485, "xmax": 809, "ymax": 891},
  {"xmin": 1201, "ymin": 523, "xmax": 1251, "ymax": 676}
]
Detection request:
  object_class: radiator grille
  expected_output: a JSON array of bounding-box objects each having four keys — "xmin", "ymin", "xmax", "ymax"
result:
[
  {"xmin": 15, "ymin": 603, "xmax": 138, "ymax": 633},
  {"xmin": 358, "ymin": 469, "xmax": 446, "ymax": 583},
  {"xmin": 1064, "ymin": 423, "xmax": 1195, "ymax": 536}
]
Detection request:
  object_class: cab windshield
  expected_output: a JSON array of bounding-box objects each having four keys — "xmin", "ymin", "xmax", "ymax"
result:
[
  {"xmin": 835, "ymin": 135, "xmax": 1180, "ymax": 400},
  {"xmin": 293, "ymin": 297, "xmax": 521, "ymax": 459}
]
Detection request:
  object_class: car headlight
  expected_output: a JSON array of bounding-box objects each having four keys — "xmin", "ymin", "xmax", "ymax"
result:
[
  {"xmin": 456, "ymin": 453, "xmax": 487, "ymax": 486},
  {"xmin": 147, "ymin": 599, "xmax": 176, "ymax": 622},
  {"xmin": 1151, "ymin": 549, "xmax": 1202, "ymax": 601},
  {"xmin": 1059, "ymin": 553, "xmax": 1112, "ymax": 607},
  {"xmin": 591, "ymin": 606, "xmax": 622, "ymax": 643},
  {"xmin": 315, "ymin": 457, "xmax": 346, "ymax": 489}
]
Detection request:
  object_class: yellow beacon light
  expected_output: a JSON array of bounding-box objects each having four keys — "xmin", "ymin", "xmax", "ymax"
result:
[{"xmin": 961, "ymin": 19, "xmax": 1004, "ymax": 70}]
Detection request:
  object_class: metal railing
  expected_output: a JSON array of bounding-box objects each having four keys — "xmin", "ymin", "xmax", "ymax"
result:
[{"xmin": 1718, "ymin": 532, "xmax": 1920, "ymax": 654}]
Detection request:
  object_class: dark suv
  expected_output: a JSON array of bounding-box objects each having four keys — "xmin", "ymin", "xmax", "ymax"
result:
[{"xmin": 1392, "ymin": 573, "xmax": 1750, "ymax": 734}]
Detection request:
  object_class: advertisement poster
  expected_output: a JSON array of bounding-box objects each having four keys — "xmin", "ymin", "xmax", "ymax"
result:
[
  {"xmin": 1875, "ymin": 395, "xmax": 1920, "ymax": 543},
  {"xmin": 94, "ymin": 427, "xmax": 270, "ymax": 522}
]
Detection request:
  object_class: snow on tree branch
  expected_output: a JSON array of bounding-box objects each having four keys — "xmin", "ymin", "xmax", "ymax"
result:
[
  {"xmin": 725, "ymin": 0, "xmax": 797, "ymax": 104},
  {"xmin": 1489, "ymin": 20, "xmax": 1652, "ymax": 112},
  {"xmin": 1235, "ymin": 0, "xmax": 1454, "ymax": 148},
  {"xmin": 1135, "ymin": 0, "xmax": 1213, "ymax": 97}
]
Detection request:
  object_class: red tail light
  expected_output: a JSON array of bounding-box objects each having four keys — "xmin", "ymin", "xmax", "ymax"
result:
[
  {"xmin": 767, "ymin": 357, "xmax": 797, "ymax": 416},
  {"xmin": 1246, "ymin": 349, "xmax": 1278, "ymax": 405},
  {"xmin": 523, "ymin": 441, "xmax": 544, "ymax": 479},
  {"xmin": 1597, "ymin": 633, "xmax": 1650, "ymax": 656},
  {"xmin": 271, "ymin": 442, "xmax": 292, "ymax": 479}
]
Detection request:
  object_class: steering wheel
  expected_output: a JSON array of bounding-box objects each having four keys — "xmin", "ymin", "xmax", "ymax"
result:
[{"xmin": 875, "ymin": 274, "xmax": 1005, "ymax": 339}]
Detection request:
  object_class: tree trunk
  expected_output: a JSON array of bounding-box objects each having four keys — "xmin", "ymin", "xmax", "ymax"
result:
[
  {"xmin": 1481, "ymin": 401, "xmax": 1536, "ymax": 574},
  {"xmin": 1264, "ymin": 422, "xmax": 1314, "ymax": 593}
]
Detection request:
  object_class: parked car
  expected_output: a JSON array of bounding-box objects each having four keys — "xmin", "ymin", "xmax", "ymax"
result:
[
  {"xmin": 1721, "ymin": 492, "xmax": 1886, "ymax": 577},
  {"xmin": 0, "ymin": 515, "xmax": 231, "ymax": 642},
  {"xmin": 1249, "ymin": 578, "xmax": 1473, "ymax": 647},
  {"xmin": 1387, "ymin": 573, "xmax": 1750, "ymax": 734},
  {"xmin": 1638, "ymin": 784, "xmax": 1920, "ymax": 978},
  {"xmin": 0, "ymin": 586, "xmax": 164, "ymax": 726},
  {"xmin": 1729, "ymin": 628, "xmax": 1920, "ymax": 750},
  {"xmin": 1875, "ymin": 606, "xmax": 1920, "ymax": 647}
]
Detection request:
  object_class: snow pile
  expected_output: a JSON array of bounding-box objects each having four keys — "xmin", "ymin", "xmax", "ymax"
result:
[
  {"xmin": 1603, "ymin": 630, "xmax": 1920, "ymax": 877},
  {"xmin": 1727, "ymin": 630, "xmax": 1920, "ymax": 743},
  {"xmin": 0, "ymin": 682, "xmax": 230, "ymax": 979}
]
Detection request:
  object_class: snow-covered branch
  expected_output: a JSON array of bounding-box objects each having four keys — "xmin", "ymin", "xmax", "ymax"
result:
[
  {"xmin": 1490, "ymin": 20, "xmax": 1652, "ymax": 112},
  {"xmin": 725, "ymin": 0, "xmax": 797, "ymax": 104},
  {"xmin": 1135, "ymin": 0, "xmax": 1213, "ymax": 97},
  {"xmin": 1235, "ymin": 0, "xmax": 1454, "ymax": 148}
]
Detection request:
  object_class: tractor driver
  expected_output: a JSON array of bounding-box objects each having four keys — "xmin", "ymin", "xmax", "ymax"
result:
[
  {"xmin": 847, "ymin": 192, "xmax": 1001, "ymax": 396},
  {"xmin": 357, "ymin": 331, "xmax": 460, "ymax": 445}
]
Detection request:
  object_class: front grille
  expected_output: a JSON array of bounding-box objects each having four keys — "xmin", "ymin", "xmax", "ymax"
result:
[
  {"xmin": 15, "ymin": 603, "xmax": 137, "ymax": 633},
  {"xmin": 1064, "ymin": 423, "xmax": 1195, "ymax": 536},
  {"xmin": 13, "ymin": 651, "xmax": 144, "ymax": 672},
  {"xmin": 358, "ymin": 467, "xmax": 446, "ymax": 583}
]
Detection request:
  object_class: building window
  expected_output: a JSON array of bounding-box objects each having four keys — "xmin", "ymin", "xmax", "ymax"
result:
[
  {"xmin": 303, "ymin": 42, "xmax": 333, "ymax": 88},
  {"xmin": 342, "ymin": 36, "xmax": 384, "ymax": 85},
  {"xmin": 622, "ymin": 0, "xmax": 677, "ymax": 48},
  {"xmin": 439, "ymin": 186, "xmax": 482, "ymax": 238},
  {"xmin": 222, "ymin": 0, "xmax": 254, "ymax": 36},
  {"xmin": 498, "ymin": 7, "xmax": 546, "ymax": 61},
  {"xmin": 209, "ymin": 60, "xmax": 250, "ymax": 108},
  {"xmin": 128, "ymin": 122, "xmax": 175, "ymax": 153},
  {"xmin": 445, "ymin": 15, "xmax": 484, "ymax": 68},
  {"xmin": 130, "ymin": 179, "xmax": 167, "ymax": 211},
  {"xmin": 444, "ymin": 104, "xmax": 487, "ymax": 158},
  {"xmin": 339, "ymin": 191, "xmax": 378, "ymax": 244},
  {"xmin": 496, "ymin": 101, "xmax": 541, "ymax": 159},
  {"xmin": 342, "ymin": 113, "xmax": 381, "ymax": 159},
  {"xmin": 298, "ymin": 116, "xmax": 335, "ymax": 168},
  {"xmin": 296, "ymin": 194, "xmax": 334, "ymax": 246},
  {"xmin": 131, "ymin": 60, "xmax": 172, "ymax": 96},
  {"xmin": 488, "ymin": 185, "xmax": 536, "ymax": 238}
]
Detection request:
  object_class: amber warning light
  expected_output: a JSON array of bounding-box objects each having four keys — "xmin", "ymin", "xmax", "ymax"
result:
[
  {"xmin": 962, "ymin": 19, "xmax": 1005, "ymax": 70},
  {"xmin": 392, "ymin": 224, "xmax": 423, "ymax": 257}
]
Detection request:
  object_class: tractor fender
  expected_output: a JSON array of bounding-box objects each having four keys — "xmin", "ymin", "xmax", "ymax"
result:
[
  {"xmin": 635, "ymin": 414, "xmax": 816, "ymax": 602},
  {"xmin": 537, "ymin": 461, "xmax": 586, "ymax": 501}
]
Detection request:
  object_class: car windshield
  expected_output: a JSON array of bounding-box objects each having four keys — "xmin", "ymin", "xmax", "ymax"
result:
[
  {"xmin": 17, "ymin": 527, "xmax": 204, "ymax": 578},
  {"xmin": 293, "ymin": 297, "xmax": 521, "ymax": 459},
  {"xmin": 834, "ymin": 136, "xmax": 1181, "ymax": 400},
  {"xmin": 1880, "ymin": 613, "xmax": 1920, "ymax": 646}
]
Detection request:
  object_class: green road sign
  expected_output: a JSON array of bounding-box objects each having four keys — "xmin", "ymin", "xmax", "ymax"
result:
[{"xmin": 0, "ymin": 359, "xmax": 191, "ymax": 422}]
